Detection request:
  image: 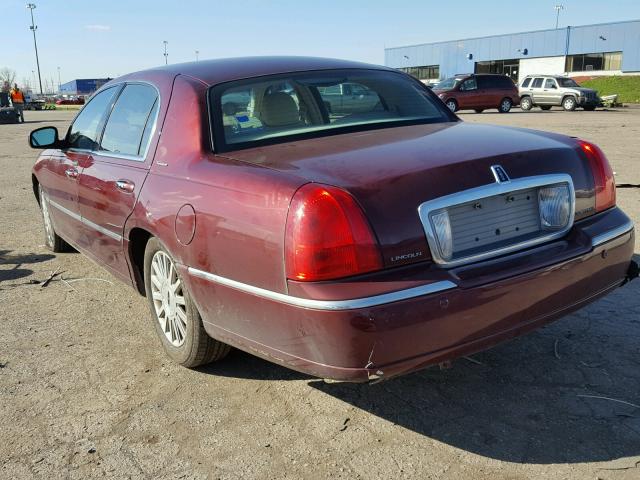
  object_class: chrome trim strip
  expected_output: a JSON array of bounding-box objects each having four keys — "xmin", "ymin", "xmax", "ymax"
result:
[
  {"xmin": 48, "ymin": 199, "xmax": 122, "ymax": 241},
  {"xmin": 187, "ymin": 267, "xmax": 457, "ymax": 311},
  {"xmin": 592, "ymin": 220, "xmax": 634, "ymax": 247},
  {"xmin": 418, "ymin": 174, "xmax": 576, "ymax": 268}
]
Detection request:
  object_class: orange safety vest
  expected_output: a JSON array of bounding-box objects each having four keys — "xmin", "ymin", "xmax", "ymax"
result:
[{"xmin": 10, "ymin": 90, "xmax": 25, "ymax": 103}]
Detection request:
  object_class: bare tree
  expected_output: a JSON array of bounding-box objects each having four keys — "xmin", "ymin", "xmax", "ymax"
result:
[{"xmin": 0, "ymin": 67, "xmax": 17, "ymax": 85}]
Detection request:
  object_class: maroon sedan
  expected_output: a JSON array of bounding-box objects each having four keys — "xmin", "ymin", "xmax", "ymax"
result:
[{"xmin": 29, "ymin": 57, "xmax": 636, "ymax": 382}]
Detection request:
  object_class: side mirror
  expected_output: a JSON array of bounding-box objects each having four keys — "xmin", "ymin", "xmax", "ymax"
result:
[{"xmin": 29, "ymin": 126, "xmax": 63, "ymax": 149}]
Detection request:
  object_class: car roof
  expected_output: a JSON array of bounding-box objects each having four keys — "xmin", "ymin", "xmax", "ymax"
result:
[{"xmin": 116, "ymin": 56, "xmax": 395, "ymax": 87}]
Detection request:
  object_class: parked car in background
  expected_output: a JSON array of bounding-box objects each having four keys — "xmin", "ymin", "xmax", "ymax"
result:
[
  {"xmin": 432, "ymin": 73, "xmax": 519, "ymax": 113},
  {"xmin": 24, "ymin": 93, "xmax": 45, "ymax": 110},
  {"xmin": 519, "ymin": 75, "xmax": 600, "ymax": 111},
  {"xmin": 55, "ymin": 96, "xmax": 85, "ymax": 105},
  {"xmin": 28, "ymin": 57, "xmax": 636, "ymax": 382},
  {"xmin": 318, "ymin": 82, "xmax": 381, "ymax": 114}
]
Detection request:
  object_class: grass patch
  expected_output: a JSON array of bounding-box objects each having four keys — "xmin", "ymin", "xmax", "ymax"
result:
[{"xmin": 580, "ymin": 76, "xmax": 640, "ymax": 103}]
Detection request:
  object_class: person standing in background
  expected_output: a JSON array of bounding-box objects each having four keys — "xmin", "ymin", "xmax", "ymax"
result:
[
  {"xmin": 0, "ymin": 81, "xmax": 10, "ymax": 107},
  {"xmin": 10, "ymin": 84, "xmax": 25, "ymax": 122}
]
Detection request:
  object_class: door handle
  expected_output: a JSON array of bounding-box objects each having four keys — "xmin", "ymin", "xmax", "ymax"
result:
[
  {"xmin": 115, "ymin": 179, "xmax": 135, "ymax": 193},
  {"xmin": 65, "ymin": 167, "xmax": 78, "ymax": 179}
]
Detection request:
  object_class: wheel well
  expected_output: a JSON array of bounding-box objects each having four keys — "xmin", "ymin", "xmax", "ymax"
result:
[
  {"xmin": 32, "ymin": 175, "xmax": 40, "ymax": 206},
  {"xmin": 562, "ymin": 95, "xmax": 577, "ymax": 102},
  {"xmin": 128, "ymin": 228, "xmax": 153, "ymax": 296}
]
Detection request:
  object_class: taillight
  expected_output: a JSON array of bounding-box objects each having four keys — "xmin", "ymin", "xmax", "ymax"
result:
[
  {"xmin": 579, "ymin": 140, "xmax": 616, "ymax": 212},
  {"xmin": 285, "ymin": 183, "xmax": 382, "ymax": 281}
]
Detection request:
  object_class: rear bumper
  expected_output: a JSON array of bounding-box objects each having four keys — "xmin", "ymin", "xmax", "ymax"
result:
[{"xmin": 183, "ymin": 207, "xmax": 635, "ymax": 382}]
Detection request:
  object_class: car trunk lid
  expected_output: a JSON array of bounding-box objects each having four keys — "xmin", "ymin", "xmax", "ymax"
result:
[{"xmin": 223, "ymin": 122, "xmax": 596, "ymax": 267}]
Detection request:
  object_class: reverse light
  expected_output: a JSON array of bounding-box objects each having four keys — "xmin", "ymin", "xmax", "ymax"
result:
[
  {"xmin": 539, "ymin": 184, "xmax": 571, "ymax": 230},
  {"xmin": 579, "ymin": 140, "xmax": 616, "ymax": 212},
  {"xmin": 429, "ymin": 210, "xmax": 453, "ymax": 261},
  {"xmin": 285, "ymin": 184, "xmax": 382, "ymax": 282}
]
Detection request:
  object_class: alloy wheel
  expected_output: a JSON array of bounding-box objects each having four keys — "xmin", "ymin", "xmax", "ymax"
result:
[{"xmin": 150, "ymin": 251, "xmax": 187, "ymax": 347}]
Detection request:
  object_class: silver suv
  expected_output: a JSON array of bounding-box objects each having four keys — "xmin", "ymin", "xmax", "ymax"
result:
[{"xmin": 519, "ymin": 75, "xmax": 599, "ymax": 111}]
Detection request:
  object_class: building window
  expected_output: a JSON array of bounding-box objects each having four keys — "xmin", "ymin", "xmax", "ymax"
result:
[
  {"xmin": 399, "ymin": 65, "xmax": 440, "ymax": 80},
  {"xmin": 566, "ymin": 51, "xmax": 622, "ymax": 72},
  {"xmin": 474, "ymin": 59, "xmax": 520, "ymax": 80}
]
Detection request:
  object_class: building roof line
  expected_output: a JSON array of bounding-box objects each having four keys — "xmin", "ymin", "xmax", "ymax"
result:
[{"xmin": 385, "ymin": 19, "xmax": 640, "ymax": 51}]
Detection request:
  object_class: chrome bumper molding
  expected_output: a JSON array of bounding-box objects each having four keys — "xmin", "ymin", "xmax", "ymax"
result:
[
  {"xmin": 187, "ymin": 267, "xmax": 457, "ymax": 311},
  {"xmin": 592, "ymin": 220, "xmax": 635, "ymax": 247}
]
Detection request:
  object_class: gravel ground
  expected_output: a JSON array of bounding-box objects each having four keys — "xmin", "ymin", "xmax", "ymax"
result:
[{"xmin": 1, "ymin": 108, "xmax": 639, "ymax": 480}]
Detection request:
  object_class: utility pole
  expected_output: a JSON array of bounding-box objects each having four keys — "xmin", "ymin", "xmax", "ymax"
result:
[
  {"xmin": 195, "ymin": 50, "xmax": 199, "ymax": 61},
  {"xmin": 26, "ymin": 3, "xmax": 43, "ymax": 95},
  {"xmin": 57, "ymin": 66, "xmax": 61, "ymax": 91},
  {"xmin": 554, "ymin": 4, "xmax": 564, "ymax": 29},
  {"xmin": 163, "ymin": 40, "xmax": 168, "ymax": 65}
]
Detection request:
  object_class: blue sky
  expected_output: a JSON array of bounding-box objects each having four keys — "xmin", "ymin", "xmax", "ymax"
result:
[{"xmin": 2, "ymin": 0, "xmax": 640, "ymax": 90}]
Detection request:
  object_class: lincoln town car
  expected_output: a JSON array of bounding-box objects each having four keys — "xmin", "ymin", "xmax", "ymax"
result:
[{"xmin": 29, "ymin": 57, "xmax": 637, "ymax": 382}]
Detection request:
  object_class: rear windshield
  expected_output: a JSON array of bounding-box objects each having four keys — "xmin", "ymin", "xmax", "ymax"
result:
[{"xmin": 209, "ymin": 69, "xmax": 451, "ymax": 152}]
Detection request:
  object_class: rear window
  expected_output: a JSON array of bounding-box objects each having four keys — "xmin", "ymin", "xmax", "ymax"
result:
[
  {"xmin": 210, "ymin": 69, "xmax": 451, "ymax": 152},
  {"xmin": 521, "ymin": 78, "xmax": 531, "ymax": 88}
]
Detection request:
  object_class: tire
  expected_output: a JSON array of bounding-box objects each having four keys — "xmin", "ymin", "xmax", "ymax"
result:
[
  {"xmin": 540, "ymin": 105, "xmax": 552, "ymax": 111},
  {"xmin": 498, "ymin": 98, "xmax": 512, "ymax": 113},
  {"xmin": 143, "ymin": 237, "xmax": 230, "ymax": 368},
  {"xmin": 520, "ymin": 97, "xmax": 532, "ymax": 111},
  {"xmin": 584, "ymin": 106, "xmax": 596, "ymax": 111},
  {"xmin": 562, "ymin": 96, "xmax": 577, "ymax": 111},
  {"xmin": 38, "ymin": 184, "xmax": 71, "ymax": 252},
  {"xmin": 445, "ymin": 99, "xmax": 458, "ymax": 112},
  {"xmin": 474, "ymin": 109, "xmax": 484, "ymax": 113}
]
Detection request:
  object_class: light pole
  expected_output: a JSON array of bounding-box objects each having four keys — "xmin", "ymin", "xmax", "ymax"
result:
[
  {"xmin": 57, "ymin": 66, "xmax": 61, "ymax": 91},
  {"xmin": 163, "ymin": 40, "xmax": 168, "ymax": 65},
  {"xmin": 554, "ymin": 4, "xmax": 564, "ymax": 29},
  {"xmin": 26, "ymin": 3, "xmax": 43, "ymax": 95},
  {"xmin": 195, "ymin": 50, "xmax": 199, "ymax": 61}
]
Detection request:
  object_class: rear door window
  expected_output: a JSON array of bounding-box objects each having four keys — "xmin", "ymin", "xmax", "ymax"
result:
[
  {"xmin": 531, "ymin": 78, "xmax": 544, "ymax": 88},
  {"xmin": 67, "ymin": 86, "xmax": 119, "ymax": 150},
  {"xmin": 100, "ymin": 84, "xmax": 159, "ymax": 158}
]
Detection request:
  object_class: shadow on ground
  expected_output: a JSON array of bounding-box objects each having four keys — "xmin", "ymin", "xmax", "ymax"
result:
[
  {"xmin": 200, "ymin": 254, "xmax": 640, "ymax": 464},
  {"xmin": 0, "ymin": 250, "xmax": 55, "ymax": 282}
]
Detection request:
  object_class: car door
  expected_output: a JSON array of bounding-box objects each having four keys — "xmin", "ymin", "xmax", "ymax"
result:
[
  {"xmin": 457, "ymin": 77, "xmax": 479, "ymax": 109},
  {"xmin": 542, "ymin": 78, "xmax": 561, "ymax": 104},
  {"xmin": 76, "ymin": 83, "xmax": 160, "ymax": 282},
  {"xmin": 43, "ymin": 86, "xmax": 121, "ymax": 245},
  {"xmin": 530, "ymin": 77, "xmax": 546, "ymax": 104},
  {"xmin": 475, "ymin": 76, "xmax": 497, "ymax": 108}
]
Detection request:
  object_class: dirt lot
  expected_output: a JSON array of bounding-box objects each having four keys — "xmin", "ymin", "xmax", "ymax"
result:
[{"xmin": 1, "ymin": 108, "xmax": 639, "ymax": 480}]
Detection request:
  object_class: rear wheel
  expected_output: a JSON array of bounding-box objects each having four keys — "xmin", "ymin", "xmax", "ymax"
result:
[
  {"xmin": 474, "ymin": 109, "xmax": 484, "ymax": 113},
  {"xmin": 144, "ymin": 237, "xmax": 231, "ymax": 367},
  {"xmin": 562, "ymin": 96, "xmax": 577, "ymax": 111},
  {"xmin": 498, "ymin": 98, "xmax": 512, "ymax": 113},
  {"xmin": 445, "ymin": 99, "xmax": 458, "ymax": 112},
  {"xmin": 39, "ymin": 184, "xmax": 70, "ymax": 252},
  {"xmin": 540, "ymin": 105, "xmax": 552, "ymax": 111},
  {"xmin": 520, "ymin": 96, "xmax": 533, "ymax": 111}
]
